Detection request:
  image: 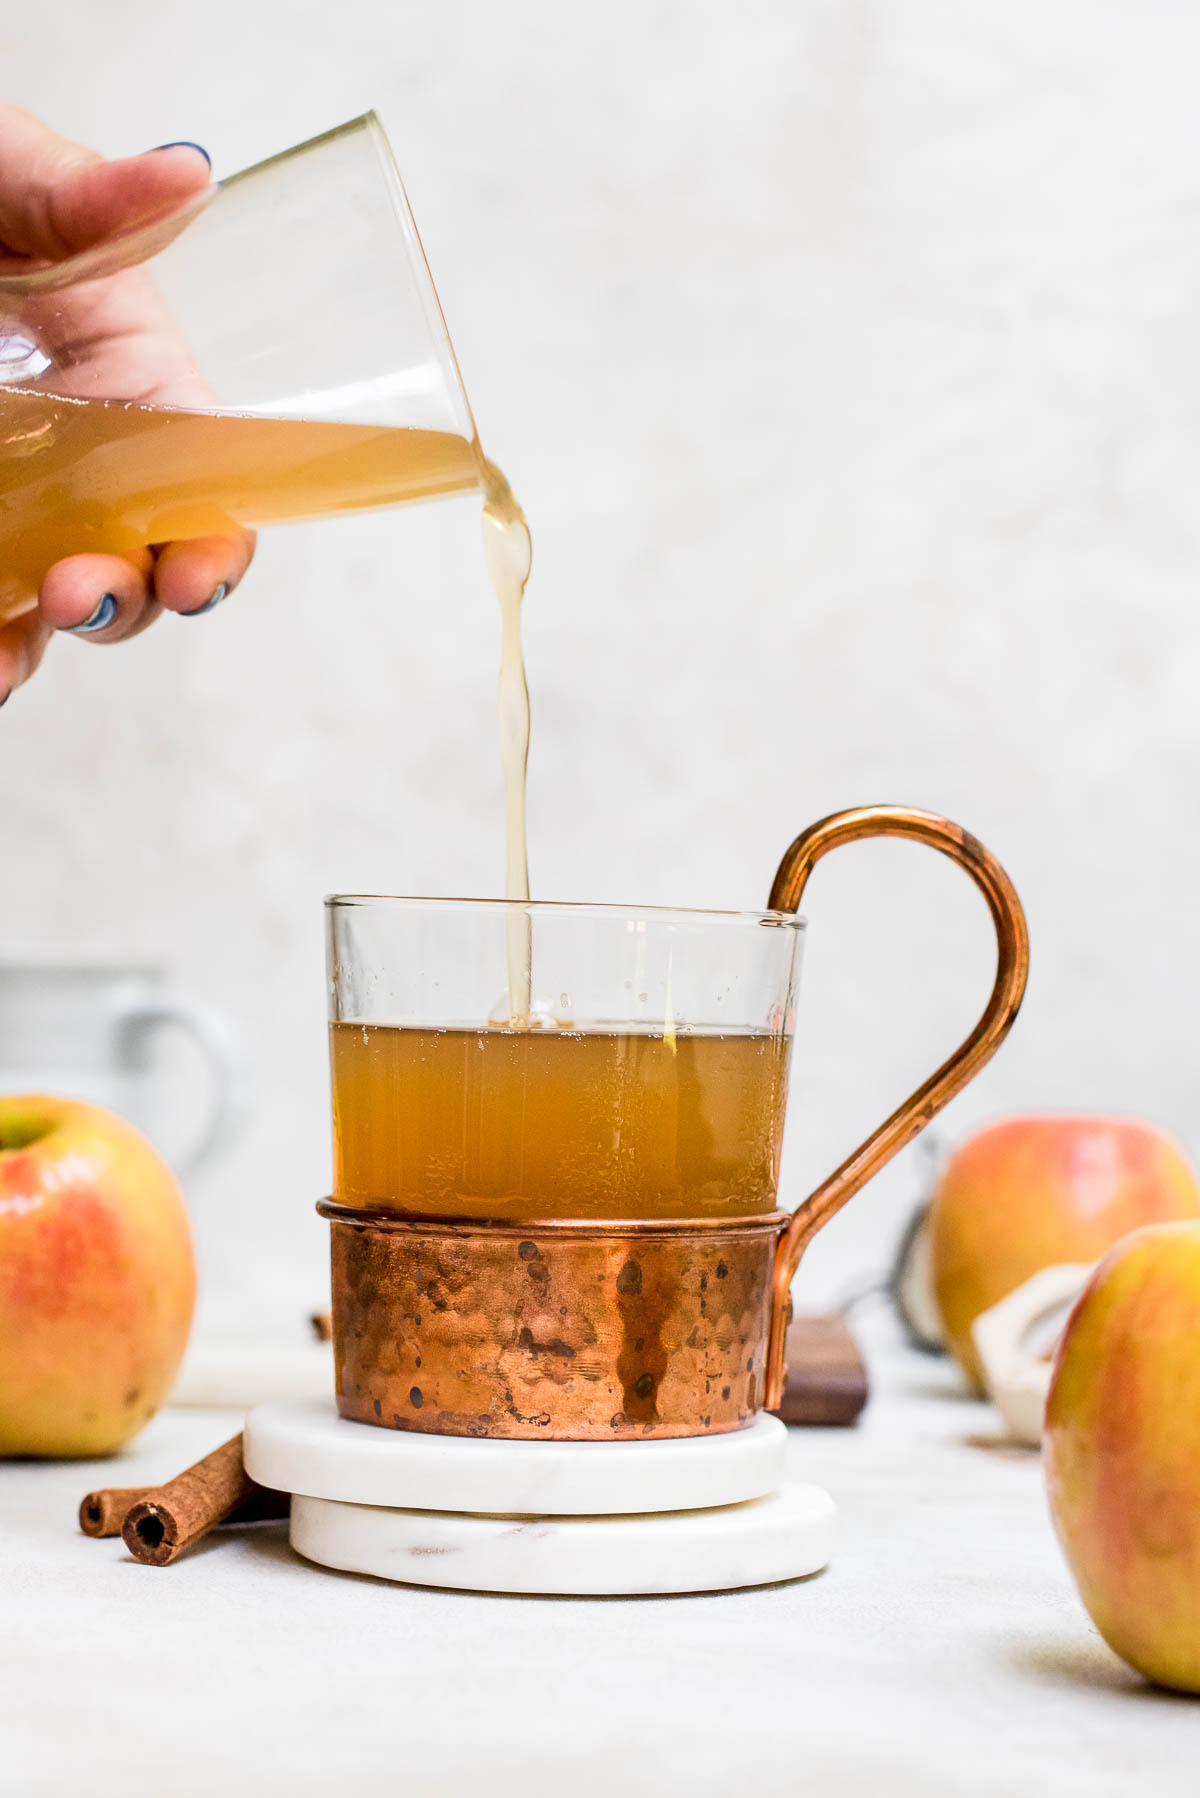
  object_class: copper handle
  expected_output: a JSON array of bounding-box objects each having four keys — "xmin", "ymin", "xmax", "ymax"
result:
[{"xmin": 763, "ymin": 806, "xmax": 1029, "ymax": 1406}]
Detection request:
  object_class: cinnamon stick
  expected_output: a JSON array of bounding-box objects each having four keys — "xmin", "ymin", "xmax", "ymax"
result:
[
  {"xmin": 79, "ymin": 1487, "xmax": 150, "ymax": 1538},
  {"xmin": 114, "ymin": 1433, "xmax": 286, "ymax": 1565},
  {"xmin": 81, "ymin": 1475, "xmax": 290, "ymax": 1539}
]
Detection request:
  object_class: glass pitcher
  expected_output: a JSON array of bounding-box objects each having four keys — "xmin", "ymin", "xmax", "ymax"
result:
[{"xmin": 0, "ymin": 112, "xmax": 482, "ymax": 624}]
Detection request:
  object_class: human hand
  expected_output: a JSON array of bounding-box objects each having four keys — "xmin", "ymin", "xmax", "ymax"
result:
[{"xmin": 0, "ymin": 106, "xmax": 255, "ymax": 704}]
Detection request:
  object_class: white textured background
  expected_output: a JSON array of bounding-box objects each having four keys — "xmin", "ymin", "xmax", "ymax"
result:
[{"xmin": 3, "ymin": 1, "xmax": 1199, "ymax": 1331}]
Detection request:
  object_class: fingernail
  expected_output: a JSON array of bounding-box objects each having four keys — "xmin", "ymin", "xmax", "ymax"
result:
[
  {"xmin": 181, "ymin": 582, "xmax": 227, "ymax": 618},
  {"xmin": 68, "ymin": 593, "xmax": 118, "ymax": 635},
  {"xmin": 152, "ymin": 141, "xmax": 211, "ymax": 167}
]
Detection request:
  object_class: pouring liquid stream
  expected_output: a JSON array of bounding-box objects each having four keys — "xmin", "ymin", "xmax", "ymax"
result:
[
  {"xmin": 0, "ymin": 383, "xmax": 536, "ymax": 1020},
  {"xmin": 479, "ymin": 457, "xmax": 534, "ymax": 1026}
]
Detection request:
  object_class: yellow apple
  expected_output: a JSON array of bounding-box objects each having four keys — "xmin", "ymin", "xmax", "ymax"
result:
[
  {"xmin": 1045, "ymin": 1221, "xmax": 1200, "ymax": 1692},
  {"xmin": 0, "ymin": 1094, "xmax": 195, "ymax": 1456},
  {"xmin": 928, "ymin": 1117, "xmax": 1200, "ymax": 1389}
]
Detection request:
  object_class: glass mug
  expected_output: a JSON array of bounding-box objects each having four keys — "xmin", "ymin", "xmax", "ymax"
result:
[
  {"xmin": 0, "ymin": 112, "xmax": 481, "ymax": 624},
  {"xmin": 319, "ymin": 806, "xmax": 1029, "ymax": 1440}
]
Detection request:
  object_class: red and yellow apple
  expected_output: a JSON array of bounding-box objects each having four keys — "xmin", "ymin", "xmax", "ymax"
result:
[
  {"xmin": 0, "ymin": 1094, "xmax": 195, "ymax": 1457},
  {"xmin": 928, "ymin": 1117, "xmax": 1200, "ymax": 1389},
  {"xmin": 1045, "ymin": 1221, "xmax": 1200, "ymax": 1692}
]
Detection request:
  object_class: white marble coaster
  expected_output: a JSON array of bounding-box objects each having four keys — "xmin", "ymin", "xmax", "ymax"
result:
[
  {"xmin": 245, "ymin": 1400, "xmax": 788, "ymax": 1517},
  {"xmin": 289, "ymin": 1482, "xmax": 835, "ymax": 1595}
]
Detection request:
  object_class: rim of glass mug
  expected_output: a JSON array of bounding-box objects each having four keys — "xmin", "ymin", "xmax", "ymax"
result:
[{"xmin": 325, "ymin": 894, "xmax": 805, "ymax": 928}]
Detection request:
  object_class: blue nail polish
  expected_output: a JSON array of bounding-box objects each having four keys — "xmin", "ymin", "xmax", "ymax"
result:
[
  {"xmin": 182, "ymin": 582, "xmax": 227, "ymax": 618},
  {"xmin": 69, "ymin": 593, "xmax": 118, "ymax": 634},
  {"xmin": 152, "ymin": 141, "xmax": 211, "ymax": 167}
]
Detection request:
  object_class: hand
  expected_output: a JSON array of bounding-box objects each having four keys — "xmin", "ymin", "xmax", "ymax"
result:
[{"xmin": 0, "ymin": 106, "xmax": 255, "ymax": 703}]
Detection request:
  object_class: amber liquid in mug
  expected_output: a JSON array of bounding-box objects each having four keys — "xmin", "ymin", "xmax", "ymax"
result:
[{"xmin": 330, "ymin": 1021, "xmax": 790, "ymax": 1221}]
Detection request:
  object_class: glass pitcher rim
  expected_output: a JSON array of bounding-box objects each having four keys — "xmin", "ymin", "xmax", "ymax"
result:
[
  {"xmin": 324, "ymin": 894, "xmax": 806, "ymax": 930},
  {"xmin": 0, "ymin": 113, "xmax": 392, "ymax": 296}
]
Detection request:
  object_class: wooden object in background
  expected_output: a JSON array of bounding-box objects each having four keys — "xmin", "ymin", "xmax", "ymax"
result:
[{"xmin": 773, "ymin": 1314, "xmax": 869, "ymax": 1426}]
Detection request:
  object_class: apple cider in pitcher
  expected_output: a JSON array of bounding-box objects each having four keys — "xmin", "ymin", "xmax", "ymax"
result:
[{"xmin": 0, "ymin": 387, "xmax": 483, "ymax": 622}]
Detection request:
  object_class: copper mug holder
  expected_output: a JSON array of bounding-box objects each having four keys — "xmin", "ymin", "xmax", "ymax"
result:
[{"xmin": 321, "ymin": 805, "xmax": 1029, "ymax": 1440}]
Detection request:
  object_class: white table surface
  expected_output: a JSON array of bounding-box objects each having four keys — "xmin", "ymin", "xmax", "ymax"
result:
[{"xmin": 2, "ymin": 1312, "xmax": 1192, "ymax": 1797}]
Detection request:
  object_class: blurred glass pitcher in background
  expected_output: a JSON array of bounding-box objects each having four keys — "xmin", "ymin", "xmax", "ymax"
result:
[
  {"xmin": 0, "ymin": 112, "xmax": 483, "ymax": 623},
  {"xmin": 0, "ymin": 957, "xmax": 243, "ymax": 1182}
]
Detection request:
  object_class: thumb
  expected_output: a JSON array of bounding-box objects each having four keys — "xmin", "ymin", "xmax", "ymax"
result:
[{"xmin": 0, "ymin": 104, "xmax": 210, "ymax": 265}]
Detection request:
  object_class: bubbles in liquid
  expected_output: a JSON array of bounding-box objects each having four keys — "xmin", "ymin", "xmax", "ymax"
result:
[{"xmin": 486, "ymin": 993, "xmax": 570, "ymax": 1031}]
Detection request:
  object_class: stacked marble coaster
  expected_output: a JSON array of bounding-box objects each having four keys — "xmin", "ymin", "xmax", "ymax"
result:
[{"xmin": 244, "ymin": 1400, "xmax": 835, "ymax": 1597}]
